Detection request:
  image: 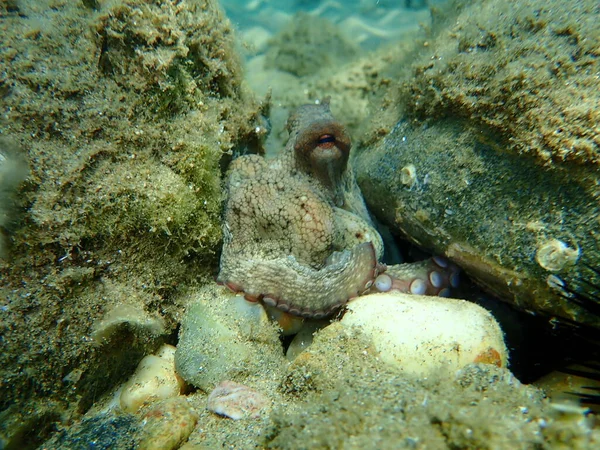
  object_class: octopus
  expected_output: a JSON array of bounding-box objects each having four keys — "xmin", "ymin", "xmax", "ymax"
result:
[{"xmin": 217, "ymin": 100, "xmax": 460, "ymax": 319}]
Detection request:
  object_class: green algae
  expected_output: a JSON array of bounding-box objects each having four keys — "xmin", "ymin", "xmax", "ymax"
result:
[
  {"xmin": 403, "ymin": 0, "xmax": 600, "ymax": 168},
  {"xmin": 0, "ymin": 0, "xmax": 262, "ymax": 446}
]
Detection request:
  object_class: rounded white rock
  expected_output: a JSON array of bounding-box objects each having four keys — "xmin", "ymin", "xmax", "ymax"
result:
[
  {"xmin": 120, "ymin": 344, "xmax": 185, "ymax": 413},
  {"xmin": 340, "ymin": 292, "xmax": 508, "ymax": 377}
]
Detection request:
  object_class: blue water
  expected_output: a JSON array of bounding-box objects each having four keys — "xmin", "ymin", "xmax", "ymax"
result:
[{"xmin": 222, "ymin": 0, "xmax": 447, "ymax": 51}]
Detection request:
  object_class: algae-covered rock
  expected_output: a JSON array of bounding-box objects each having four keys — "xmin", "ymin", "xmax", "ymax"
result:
[
  {"xmin": 0, "ymin": 138, "xmax": 28, "ymax": 258},
  {"xmin": 355, "ymin": 0, "xmax": 600, "ymax": 328},
  {"xmin": 270, "ymin": 324, "xmax": 593, "ymax": 449},
  {"xmin": 405, "ymin": 0, "xmax": 600, "ymax": 168},
  {"xmin": 40, "ymin": 397, "xmax": 198, "ymax": 450},
  {"xmin": 41, "ymin": 413, "xmax": 140, "ymax": 450},
  {"xmin": 175, "ymin": 284, "xmax": 285, "ymax": 392},
  {"xmin": 0, "ymin": 0, "xmax": 262, "ymax": 444}
]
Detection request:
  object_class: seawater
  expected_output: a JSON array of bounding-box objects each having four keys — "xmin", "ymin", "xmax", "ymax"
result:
[{"xmin": 221, "ymin": 0, "xmax": 445, "ymax": 52}]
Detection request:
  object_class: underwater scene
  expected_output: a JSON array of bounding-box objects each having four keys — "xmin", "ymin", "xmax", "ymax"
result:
[{"xmin": 0, "ymin": 0, "xmax": 599, "ymax": 448}]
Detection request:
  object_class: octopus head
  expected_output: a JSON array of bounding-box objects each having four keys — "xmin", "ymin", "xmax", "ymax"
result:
[{"xmin": 288, "ymin": 102, "xmax": 351, "ymax": 191}]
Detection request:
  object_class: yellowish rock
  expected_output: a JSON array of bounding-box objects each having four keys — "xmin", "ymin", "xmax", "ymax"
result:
[
  {"xmin": 138, "ymin": 397, "xmax": 198, "ymax": 450},
  {"xmin": 285, "ymin": 320, "xmax": 327, "ymax": 360},
  {"xmin": 340, "ymin": 292, "xmax": 508, "ymax": 377},
  {"xmin": 120, "ymin": 344, "xmax": 185, "ymax": 413}
]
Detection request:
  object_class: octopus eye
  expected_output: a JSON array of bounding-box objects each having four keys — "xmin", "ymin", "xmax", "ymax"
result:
[{"xmin": 317, "ymin": 134, "xmax": 336, "ymax": 148}]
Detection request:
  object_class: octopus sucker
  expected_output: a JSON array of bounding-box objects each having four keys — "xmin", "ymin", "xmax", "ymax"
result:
[
  {"xmin": 263, "ymin": 296, "xmax": 277, "ymax": 307},
  {"xmin": 375, "ymin": 258, "xmax": 461, "ymax": 296}
]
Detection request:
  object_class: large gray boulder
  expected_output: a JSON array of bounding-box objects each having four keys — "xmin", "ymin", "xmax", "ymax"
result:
[{"xmin": 354, "ymin": 0, "xmax": 600, "ymax": 328}]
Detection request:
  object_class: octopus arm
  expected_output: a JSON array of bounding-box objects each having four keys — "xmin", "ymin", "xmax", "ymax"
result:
[{"xmin": 218, "ymin": 242, "xmax": 378, "ymax": 318}]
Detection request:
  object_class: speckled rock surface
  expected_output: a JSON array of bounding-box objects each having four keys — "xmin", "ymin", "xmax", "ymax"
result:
[
  {"xmin": 268, "ymin": 325, "xmax": 598, "ymax": 449},
  {"xmin": 341, "ymin": 292, "xmax": 508, "ymax": 375},
  {"xmin": 41, "ymin": 414, "xmax": 140, "ymax": 450},
  {"xmin": 175, "ymin": 285, "xmax": 285, "ymax": 392}
]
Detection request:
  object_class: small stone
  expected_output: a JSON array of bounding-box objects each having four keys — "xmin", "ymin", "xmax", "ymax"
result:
[
  {"xmin": 120, "ymin": 344, "xmax": 185, "ymax": 413},
  {"xmin": 137, "ymin": 397, "xmax": 199, "ymax": 450},
  {"xmin": 535, "ymin": 238, "xmax": 579, "ymax": 272},
  {"xmin": 91, "ymin": 303, "xmax": 165, "ymax": 344},
  {"xmin": 400, "ymin": 164, "xmax": 417, "ymax": 187},
  {"xmin": 40, "ymin": 414, "xmax": 139, "ymax": 449},
  {"xmin": 207, "ymin": 381, "xmax": 269, "ymax": 420},
  {"xmin": 286, "ymin": 320, "xmax": 326, "ymax": 360}
]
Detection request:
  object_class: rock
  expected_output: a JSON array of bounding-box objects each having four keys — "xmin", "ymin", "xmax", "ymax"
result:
[
  {"xmin": 79, "ymin": 287, "xmax": 172, "ymax": 414},
  {"xmin": 41, "ymin": 413, "xmax": 140, "ymax": 450},
  {"xmin": 285, "ymin": 320, "xmax": 327, "ymax": 361},
  {"xmin": 272, "ymin": 352, "xmax": 558, "ymax": 449},
  {"xmin": 207, "ymin": 381, "xmax": 270, "ymax": 420},
  {"xmin": 0, "ymin": 138, "xmax": 28, "ymax": 259},
  {"xmin": 137, "ymin": 397, "xmax": 198, "ymax": 450},
  {"xmin": 175, "ymin": 284, "xmax": 285, "ymax": 392},
  {"xmin": 0, "ymin": 0, "xmax": 262, "ymax": 423},
  {"xmin": 239, "ymin": 26, "xmax": 272, "ymax": 54},
  {"xmin": 120, "ymin": 344, "xmax": 185, "ymax": 413},
  {"xmin": 264, "ymin": 12, "xmax": 359, "ymax": 77},
  {"xmin": 340, "ymin": 292, "xmax": 508, "ymax": 376},
  {"xmin": 92, "ymin": 304, "xmax": 166, "ymax": 345},
  {"xmin": 39, "ymin": 397, "xmax": 197, "ymax": 450},
  {"xmin": 355, "ymin": 0, "xmax": 600, "ymax": 329},
  {"xmin": 0, "ymin": 401, "xmax": 62, "ymax": 450},
  {"xmin": 534, "ymin": 365, "xmax": 600, "ymax": 406}
]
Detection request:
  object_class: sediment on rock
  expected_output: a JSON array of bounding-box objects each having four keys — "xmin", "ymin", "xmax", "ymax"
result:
[
  {"xmin": 0, "ymin": 0, "xmax": 261, "ymax": 446},
  {"xmin": 354, "ymin": 0, "xmax": 600, "ymax": 328}
]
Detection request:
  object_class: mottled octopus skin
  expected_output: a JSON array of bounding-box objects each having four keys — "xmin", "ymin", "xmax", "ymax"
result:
[
  {"xmin": 218, "ymin": 101, "xmax": 457, "ymax": 318},
  {"xmin": 222, "ymin": 242, "xmax": 378, "ymax": 319}
]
